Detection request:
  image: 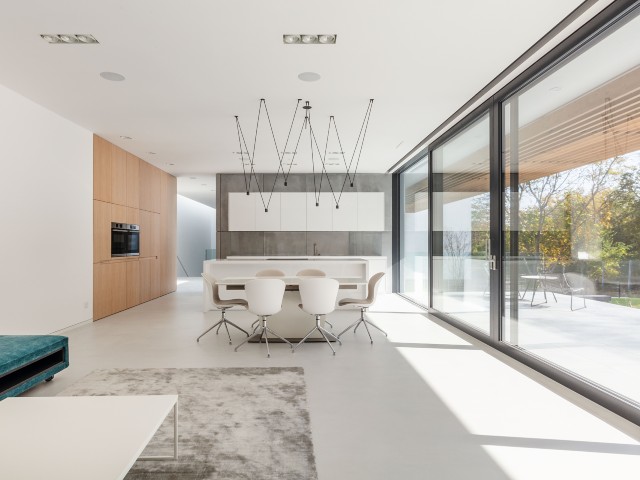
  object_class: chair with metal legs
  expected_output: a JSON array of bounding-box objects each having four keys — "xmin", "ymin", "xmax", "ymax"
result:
[
  {"xmin": 234, "ymin": 278, "xmax": 292, "ymax": 357},
  {"xmin": 294, "ymin": 278, "xmax": 341, "ymax": 355},
  {"xmin": 198, "ymin": 273, "xmax": 249, "ymax": 344},
  {"xmin": 337, "ymin": 272, "xmax": 387, "ymax": 343}
]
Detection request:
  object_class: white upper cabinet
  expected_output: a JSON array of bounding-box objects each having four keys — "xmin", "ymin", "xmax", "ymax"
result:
[
  {"xmin": 228, "ymin": 191, "xmax": 385, "ymax": 231},
  {"xmin": 306, "ymin": 192, "xmax": 333, "ymax": 231},
  {"xmin": 281, "ymin": 192, "xmax": 307, "ymax": 231},
  {"xmin": 228, "ymin": 192, "xmax": 256, "ymax": 231},
  {"xmin": 332, "ymin": 192, "xmax": 358, "ymax": 231},
  {"xmin": 255, "ymin": 192, "xmax": 281, "ymax": 231},
  {"xmin": 357, "ymin": 192, "xmax": 385, "ymax": 231}
]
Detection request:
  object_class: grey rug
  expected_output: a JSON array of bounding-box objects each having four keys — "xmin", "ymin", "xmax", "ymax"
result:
[{"xmin": 58, "ymin": 367, "xmax": 318, "ymax": 480}]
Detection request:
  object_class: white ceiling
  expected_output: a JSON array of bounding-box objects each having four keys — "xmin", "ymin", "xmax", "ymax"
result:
[{"xmin": 0, "ymin": 0, "xmax": 587, "ymax": 206}]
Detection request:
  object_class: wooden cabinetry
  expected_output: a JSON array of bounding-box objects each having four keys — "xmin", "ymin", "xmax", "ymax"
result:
[
  {"xmin": 111, "ymin": 146, "xmax": 127, "ymax": 206},
  {"xmin": 139, "ymin": 257, "xmax": 160, "ymax": 303},
  {"xmin": 126, "ymin": 153, "xmax": 139, "ymax": 209},
  {"xmin": 126, "ymin": 261, "xmax": 140, "ymax": 308},
  {"xmin": 139, "ymin": 210, "xmax": 160, "ymax": 258},
  {"xmin": 94, "ymin": 200, "xmax": 112, "ymax": 263},
  {"xmin": 93, "ymin": 261, "xmax": 128, "ymax": 320},
  {"xmin": 139, "ymin": 160, "xmax": 161, "ymax": 213},
  {"xmin": 93, "ymin": 136, "xmax": 176, "ymax": 321}
]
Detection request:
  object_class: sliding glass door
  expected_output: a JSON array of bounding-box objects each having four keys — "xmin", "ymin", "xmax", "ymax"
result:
[
  {"xmin": 399, "ymin": 157, "xmax": 429, "ymax": 305},
  {"xmin": 432, "ymin": 113, "xmax": 492, "ymax": 334}
]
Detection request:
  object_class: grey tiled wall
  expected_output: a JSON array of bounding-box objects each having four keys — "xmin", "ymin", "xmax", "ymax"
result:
[{"xmin": 216, "ymin": 173, "xmax": 392, "ymax": 263}]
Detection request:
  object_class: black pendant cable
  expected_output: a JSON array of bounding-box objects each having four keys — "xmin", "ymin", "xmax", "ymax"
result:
[
  {"xmin": 236, "ymin": 98, "xmax": 374, "ymax": 211},
  {"xmin": 235, "ymin": 99, "xmax": 300, "ymax": 212}
]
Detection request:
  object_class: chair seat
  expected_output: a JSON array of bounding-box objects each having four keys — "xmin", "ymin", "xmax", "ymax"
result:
[
  {"xmin": 339, "ymin": 298, "xmax": 371, "ymax": 307},
  {"xmin": 215, "ymin": 298, "xmax": 248, "ymax": 307}
]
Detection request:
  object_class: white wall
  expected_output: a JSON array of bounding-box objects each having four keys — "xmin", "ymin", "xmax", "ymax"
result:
[
  {"xmin": 177, "ymin": 195, "xmax": 215, "ymax": 277},
  {"xmin": 0, "ymin": 84, "xmax": 93, "ymax": 334}
]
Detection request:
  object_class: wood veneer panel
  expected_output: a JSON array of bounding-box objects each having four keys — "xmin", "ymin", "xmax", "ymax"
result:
[
  {"xmin": 126, "ymin": 153, "xmax": 140, "ymax": 209},
  {"xmin": 126, "ymin": 260, "xmax": 140, "ymax": 308},
  {"xmin": 139, "ymin": 257, "xmax": 159, "ymax": 303},
  {"xmin": 139, "ymin": 210, "xmax": 152, "ymax": 257},
  {"xmin": 93, "ymin": 200, "xmax": 112, "ymax": 263},
  {"xmin": 126, "ymin": 207, "xmax": 139, "ymax": 226},
  {"xmin": 111, "ymin": 204, "xmax": 127, "ymax": 224},
  {"xmin": 110, "ymin": 262, "xmax": 127, "ymax": 314},
  {"xmin": 111, "ymin": 146, "xmax": 127, "ymax": 206},
  {"xmin": 93, "ymin": 135, "xmax": 111, "ymax": 202},
  {"xmin": 139, "ymin": 160, "xmax": 161, "ymax": 213},
  {"xmin": 93, "ymin": 263, "xmax": 111, "ymax": 320}
]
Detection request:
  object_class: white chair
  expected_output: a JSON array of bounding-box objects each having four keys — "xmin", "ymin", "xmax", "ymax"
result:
[
  {"xmin": 294, "ymin": 278, "xmax": 341, "ymax": 355},
  {"xmin": 234, "ymin": 278, "xmax": 292, "ymax": 357},
  {"xmin": 337, "ymin": 272, "xmax": 387, "ymax": 343},
  {"xmin": 198, "ymin": 273, "xmax": 249, "ymax": 344}
]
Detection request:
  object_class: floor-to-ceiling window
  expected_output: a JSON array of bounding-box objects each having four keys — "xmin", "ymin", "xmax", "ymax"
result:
[
  {"xmin": 432, "ymin": 114, "xmax": 491, "ymax": 333},
  {"xmin": 503, "ymin": 8, "xmax": 640, "ymax": 403},
  {"xmin": 399, "ymin": 157, "xmax": 429, "ymax": 305},
  {"xmin": 394, "ymin": 1, "xmax": 640, "ymax": 421}
]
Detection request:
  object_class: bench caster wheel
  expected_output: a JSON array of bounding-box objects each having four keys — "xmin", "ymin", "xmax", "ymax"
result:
[{"xmin": 45, "ymin": 376, "xmax": 54, "ymax": 382}]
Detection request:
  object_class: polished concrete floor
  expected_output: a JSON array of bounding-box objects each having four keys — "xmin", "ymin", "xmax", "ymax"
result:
[{"xmin": 30, "ymin": 278, "xmax": 640, "ymax": 479}]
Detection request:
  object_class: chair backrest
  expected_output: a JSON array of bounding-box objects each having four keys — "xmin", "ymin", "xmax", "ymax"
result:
[
  {"xmin": 296, "ymin": 269, "xmax": 326, "ymax": 277},
  {"xmin": 299, "ymin": 278, "xmax": 339, "ymax": 315},
  {"xmin": 201, "ymin": 273, "xmax": 222, "ymax": 304},
  {"xmin": 366, "ymin": 272, "xmax": 386, "ymax": 303},
  {"xmin": 245, "ymin": 279, "xmax": 286, "ymax": 316},
  {"xmin": 255, "ymin": 269, "xmax": 285, "ymax": 277}
]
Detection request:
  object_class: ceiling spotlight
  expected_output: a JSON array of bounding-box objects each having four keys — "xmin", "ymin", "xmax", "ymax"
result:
[
  {"xmin": 75, "ymin": 34, "xmax": 98, "ymax": 44},
  {"xmin": 41, "ymin": 33, "xmax": 99, "ymax": 44},
  {"xmin": 301, "ymin": 34, "xmax": 318, "ymax": 44},
  {"xmin": 318, "ymin": 34, "xmax": 336, "ymax": 44},
  {"xmin": 100, "ymin": 71, "xmax": 126, "ymax": 82},
  {"xmin": 120, "ymin": 135, "xmax": 132, "ymax": 140},
  {"xmin": 284, "ymin": 34, "xmax": 336, "ymax": 45},
  {"xmin": 283, "ymin": 34, "xmax": 301, "ymax": 44}
]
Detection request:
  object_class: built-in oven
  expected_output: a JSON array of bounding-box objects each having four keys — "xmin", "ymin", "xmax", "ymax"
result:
[{"xmin": 111, "ymin": 223, "xmax": 140, "ymax": 257}]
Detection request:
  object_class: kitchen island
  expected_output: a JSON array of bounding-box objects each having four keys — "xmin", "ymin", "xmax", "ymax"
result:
[{"xmin": 202, "ymin": 256, "xmax": 386, "ymax": 340}]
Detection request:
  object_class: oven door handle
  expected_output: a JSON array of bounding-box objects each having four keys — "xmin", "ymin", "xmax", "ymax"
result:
[{"xmin": 112, "ymin": 229, "xmax": 129, "ymax": 233}]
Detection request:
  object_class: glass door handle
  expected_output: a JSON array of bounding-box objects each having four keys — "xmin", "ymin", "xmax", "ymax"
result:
[{"xmin": 488, "ymin": 255, "xmax": 497, "ymax": 271}]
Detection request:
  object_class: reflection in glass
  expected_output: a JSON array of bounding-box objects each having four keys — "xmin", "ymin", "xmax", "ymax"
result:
[
  {"xmin": 400, "ymin": 157, "xmax": 429, "ymax": 305},
  {"xmin": 433, "ymin": 114, "xmax": 491, "ymax": 333},
  {"xmin": 502, "ymin": 12, "xmax": 640, "ymax": 404}
]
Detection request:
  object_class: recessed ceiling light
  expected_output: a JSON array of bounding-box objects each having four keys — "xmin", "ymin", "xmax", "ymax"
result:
[
  {"xmin": 283, "ymin": 34, "xmax": 336, "ymax": 45},
  {"xmin": 148, "ymin": 152, "xmax": 156, "ymax": 155},
  {"xmin": 100, "ymin": 71, "xmax": 126, "ymax": 82},
  {"xmin": 167, "ymin": 163, "xmax": 175, "ymax": 166},
  {"xmin": 283, "ymin": 34, "xmax": 301, "ymax": 44},
  {"xmin": 318, "ymin": 34, "xmax": 336, "ymax": 44},
  {"xmin": 41, "ymin": 33, "xmax": 99, "ymax": 44},
  {"xmin": 298, "ymin": 72, "xmax": 321, "ymax": 82},
  {"xmin": 550, "ymin": 86, "xmax": 562, "ymax": 92},
  {"xmin": 120, "ymin": 135, "xmax": 132, "ymax": 140},
  {"xmin": 301, "ymin": 34, "xmax": 318, "ymax": 44}
]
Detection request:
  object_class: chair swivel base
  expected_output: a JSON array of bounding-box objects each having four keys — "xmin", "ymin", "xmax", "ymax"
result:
[
  {"xmin": 337, "ymin": 308, "xmax": 387, "ymax": 344},
  {"xmin": 294, "ymin": 316, "xmax": 342, "ymax": 355},
  {"xmin": 197, "ymin": 309, "xmax": 249, "ymax": 345},
  {"xmin": 234, "ymin": 317, "xmax": 293, "ymax": 358}
]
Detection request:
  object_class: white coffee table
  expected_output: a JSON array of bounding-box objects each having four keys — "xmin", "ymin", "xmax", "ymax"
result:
[{"xmin": 0, "ymin": 395, "xmax": 178, "ymax": 480}]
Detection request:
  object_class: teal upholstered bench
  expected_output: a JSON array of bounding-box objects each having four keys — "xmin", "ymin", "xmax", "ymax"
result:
[{"xmin": 0, "ymin": 336, "xmax": 69, "ymax": 400}]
